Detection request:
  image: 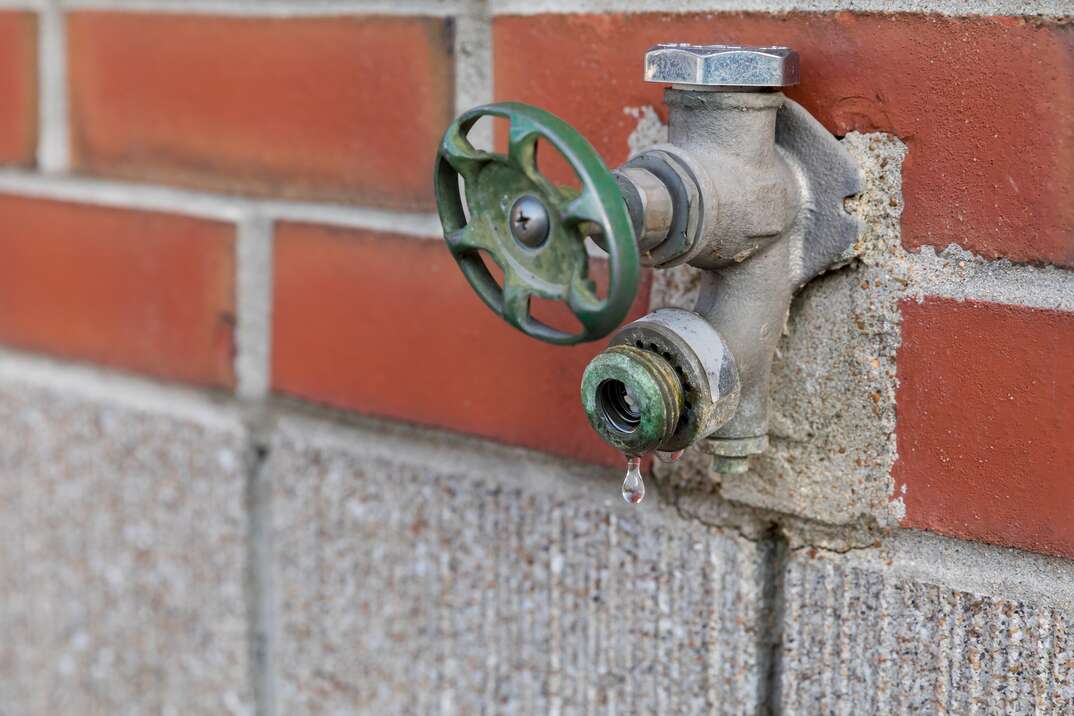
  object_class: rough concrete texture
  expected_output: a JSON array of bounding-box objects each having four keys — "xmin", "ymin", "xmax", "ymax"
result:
[
  {"xmin": 780, "ymin": 534, "xmax": 1074, "ymax": 714},
  {"xmin": 648, "ymin": 130, "xmax": 908, "ymax": 528},
  {"xmin": 454, "ymin": 1, "xmax": 494, "ymax": 150},
  {"xmin": 0, "ymin": 375, "xmax": 251, "ymax": 715},
  {"xmin": 268, "ymin": 411, "xmax": 1074, "ymax": 715},
  {"xmin": 644, "ymin": 106, "xmax": 1074, "ymax": 536},
  {"xmin": 908, "ymin": 244, "xmax": 1074, "ymax": 313},
  {"xmin": 269, "ymin": 414, "xmax": 770, "ymax": 715}
]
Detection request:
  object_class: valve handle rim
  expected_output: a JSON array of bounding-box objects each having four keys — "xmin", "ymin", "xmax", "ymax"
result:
[{"xmin": 434, "ymin": 102, "xmax": 640, "ymax": 346}]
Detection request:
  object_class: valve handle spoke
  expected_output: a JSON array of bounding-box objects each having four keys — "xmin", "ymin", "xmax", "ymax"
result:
[
  {"xmin": 568, "ymin": 276, "xmax": 605, "ymax": 329},
  {"xmin": 506, "ymin": 126, "xmax": 538, "ymax": 178},
  {"xmin": 439, "ymin": 124, "xmax": 497, "ymax": 185},
  {"xmin": 501, "ymin": 275, "xmax": 533, "ymax": 330},
  {"xmin": 560, "ymin": 189, "xmax": 601, "ymax": 225},
  {"xmin": 445, "ymin": 222, "xmax": 494, "ymax": 254},
  {"xmin": 506, "ymin": 120, "xmax": 561, "ymax": 200}
]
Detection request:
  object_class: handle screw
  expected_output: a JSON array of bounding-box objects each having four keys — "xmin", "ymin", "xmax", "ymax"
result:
[{"xmin": 509, "ymin": 195, "xmax": 551, "ymax": 248}]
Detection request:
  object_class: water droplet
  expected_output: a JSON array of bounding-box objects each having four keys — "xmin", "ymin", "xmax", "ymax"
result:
[
  {"xmin": 656, "ymin": 449, "xmax": 685, "ymax": 463},
  {"xmin": 621, "ymin": 455, "xmax": 645, "ymax": 505}
]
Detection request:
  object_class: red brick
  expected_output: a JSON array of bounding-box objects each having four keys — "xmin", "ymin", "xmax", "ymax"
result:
[
  {"xmin": 0, "ymin": 12, "xmax": 38, "ymax": 166},
  {"xmin": 0, "ymin": 196, "xmax": 236, "ymax": 389},
  {"xmin": 894, "ymin": 297, "xmax": 1074, "ymax": 558},
  {"xmin": 272, "ymin": 224, "xmax": 651, "ymax": 466},
  {"xmin": 495, "ymin": 13, "xmax": 1074, "ymax": 267},
  {"xmin": 67, "ymin": 14, "xmax": 454, "ymax": 211}
]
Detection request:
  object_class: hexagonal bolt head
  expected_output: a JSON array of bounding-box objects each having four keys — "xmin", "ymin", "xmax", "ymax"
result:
[{"xmin": 644, "ymin": 44, "xmax": 799, "ymax": 88}]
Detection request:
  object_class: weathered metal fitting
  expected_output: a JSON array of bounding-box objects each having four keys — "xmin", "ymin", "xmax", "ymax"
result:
[
  {"xmin": 712, "ymin": 455, "xmax": 752, "ymax": 475},
  {"xmin": 704, "ymin": 432, "xmax": 769, "ymax": 475},
  {"xmin": 607, "ymin": 308, "xmax": 740, "ymax": 452},
  {"xmin": 704, "ymin": 437, "xmax": 764, "ymax": 476},
  {"xmin": 664, "ymin": 87, "xmax": 787, "ymax": 117},
  {"xmin": 703, "ymin": 434, "xmax": 769, "ymax": 457},
  {"xmin": 621, "ymin": 146, "xmax": 715, "ymax": 268},
  {"xmin": 613, "ymin": 167, "xmax": 673, "ymax": 251},
  {"xmin": 581, "ymin": 345, "xmax": 683, "ymax": 455},
  {"xmin": 645, "ymin": 44, "xmax": 799, "ymax": 89}
]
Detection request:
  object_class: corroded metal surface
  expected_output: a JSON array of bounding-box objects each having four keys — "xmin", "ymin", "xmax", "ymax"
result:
[
  {"xmin": 435, "ymin": 102, "xmax": 639, "ymax": 345},
  {"xmin": 608, "ymin": 308, "xmax": 740, "ymax": 452},
  {"xmin": 579, "ymin": 344, "xmax": 683, "ymax": 454}
]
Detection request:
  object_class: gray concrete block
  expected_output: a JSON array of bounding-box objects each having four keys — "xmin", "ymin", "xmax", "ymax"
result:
[
  {"xmin": 269, "ymin": 415, "xmax": 770, "ymax": 715},
  {"xmin": 780, "ymin": 536, "xmax": 1074, "ymax": 715},
  {"xmin": 0, "ymin": 375, "xmax": 251, "ymax": 715}
]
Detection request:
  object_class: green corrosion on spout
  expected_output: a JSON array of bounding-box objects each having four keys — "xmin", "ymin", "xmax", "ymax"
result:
[{"xmin": 580, "ymin": 345, "xmax": 684, "ymax": 455}]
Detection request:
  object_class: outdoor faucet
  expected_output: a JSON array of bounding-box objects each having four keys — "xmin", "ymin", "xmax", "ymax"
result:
[{"xmin": 434, "ymin": 44, "xmax": 861, "ymax": 474}]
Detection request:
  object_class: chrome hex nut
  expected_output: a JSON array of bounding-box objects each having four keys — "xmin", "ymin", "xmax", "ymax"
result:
[{"xmin": 644, "ymin": 44, "xmax": 799, "ymax": 88}]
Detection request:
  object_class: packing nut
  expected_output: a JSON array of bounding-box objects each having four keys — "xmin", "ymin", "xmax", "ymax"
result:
[
  {"xmin": 621, "ymin": 147, "xmax": 708, "ymax": 268},
  {"xmin": 644, "ymin": 44, "xmax": 800, "ymax": 89},
  {"xmin": 613, "ymin": 167, "xmax": 673, "ymax": 252}
]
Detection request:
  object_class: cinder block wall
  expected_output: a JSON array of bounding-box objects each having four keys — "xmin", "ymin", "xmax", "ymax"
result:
[{"xmin": 0, "ymin": 1, "xmax": 1071, "ymax": 713}]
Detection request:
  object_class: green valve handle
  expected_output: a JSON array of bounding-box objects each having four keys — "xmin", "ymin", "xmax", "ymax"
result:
[{"xmin": 434, "ymin": 102, "xmax": 640, "ymax": 345}]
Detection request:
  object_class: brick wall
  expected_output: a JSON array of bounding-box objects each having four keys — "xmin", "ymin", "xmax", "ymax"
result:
[{"xmin": 0, "ymin": 0, "xmax": 1071, "ymax": 713}]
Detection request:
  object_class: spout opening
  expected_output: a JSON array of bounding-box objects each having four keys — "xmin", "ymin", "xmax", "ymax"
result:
[
  {"xmin": 581, "ymin": 345, "xmax": 683, "ymax": 454},
  {"xmin": 597, "ymin": 379, "xmax": 642, "ymax": 435}
]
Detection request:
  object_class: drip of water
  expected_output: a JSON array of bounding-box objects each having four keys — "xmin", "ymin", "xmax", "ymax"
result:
[
  {"xmin": 621, "ymin": 455, "xmax": 645, "ymax": 505},
  {"xmin": 656, "ymin": 449, "xmax": 685, "ymax": 463}
]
